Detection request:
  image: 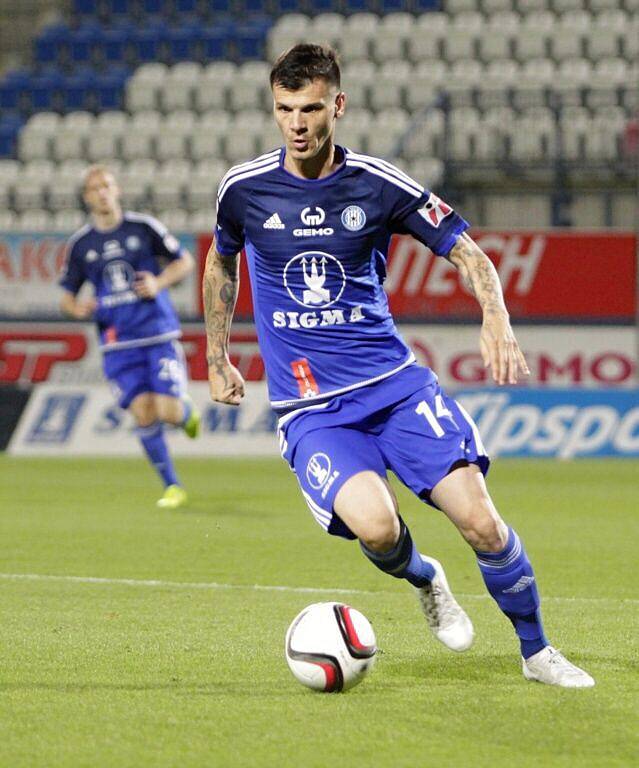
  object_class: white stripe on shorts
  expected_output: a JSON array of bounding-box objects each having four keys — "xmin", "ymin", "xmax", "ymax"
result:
[
  {"xmin": 301, "ymin": 490, "xmax": 332, "ymax": 531},
  {"xmin": 456, "ymin": 401, "xmax": 488, "ymax": 458}
]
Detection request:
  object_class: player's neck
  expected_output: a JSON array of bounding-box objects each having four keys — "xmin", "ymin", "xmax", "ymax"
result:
[
  {"xmin": 92, "ymin": 206, "xmax": 123, "ymax": 232},
  {"xmin": 284, "ymin": 142, "xmax": 341, "ymax": 180}
]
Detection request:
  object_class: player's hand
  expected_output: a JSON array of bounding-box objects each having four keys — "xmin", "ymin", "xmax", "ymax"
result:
[
  {"xmin": 133, "ymin": 271, "xmax": 160, "ymax": 299},
  {"xmin": 208, "ymin": 359, "xmax": 245, "ymax": 406},
  {"xmin": 480, "ymin": 309, "xmax": 530, "ymax": 385},
  {"xmin": 73, "ymin": 298, "xmax": 97, "ymax": 319}
]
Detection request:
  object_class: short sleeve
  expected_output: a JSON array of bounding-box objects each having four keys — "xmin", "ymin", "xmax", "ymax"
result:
[
  {"xmin": 215, "ymin": 183, "xmax": 245, "ymax": 256},
  {"xmin": 145, "ymin": 216, "xmax": 184, "ymax": 262},
  {"xmin": 59, "ymin": 240, "xmax": 85, "ymax": 294},
  {"xmin": 387, "ymin": 186, "xmax": 469, "ymax": 257}
]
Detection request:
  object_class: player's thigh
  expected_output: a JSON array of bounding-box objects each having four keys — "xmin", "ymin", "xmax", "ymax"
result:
[
  {"xmin": 290, "ymin": 426, "xmax": 391, "ymax": 542},
  {"xmin": 154, "ymin": 394, "xmax": 184, "ymax": 425},
  {"xmin": 102, "ymin": 348, "xmax": 151, "ymax": 411},
  {"xmin": 378, "ymin": 381, "xmax": 490, "ymax": 508},
  {"xmin": 431, "ymin": 464, "xmax": 508, "ymax": 551},
  {"xmin": 146, "ymin": 341, "xmax": 188, "ymax": 401}
]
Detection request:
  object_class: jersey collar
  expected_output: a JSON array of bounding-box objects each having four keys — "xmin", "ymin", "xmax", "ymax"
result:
[{"xmin": 278, "ymin": 144, "xmax": 347, "ymax": 185}]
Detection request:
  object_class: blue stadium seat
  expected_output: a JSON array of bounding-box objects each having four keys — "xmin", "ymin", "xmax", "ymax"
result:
[
  {"xmin": 411, "ymin": 0, "xmax": 441, "ymax": 10},
  {"xmin": 30, "ymin": 71, "xmax": 65, "ymax": 111},
  {"xmin": 0, "ymin": 116, "xmax": 24, "ymax": 157},
  {"xmin": 131, "ymin": 22, "xmax": 169, "ymax": 62},
  {"xmin": 200, "ymin": 24, "xmax": 235, "ymax": 60},
  {"xmin": 141, "ymin": 0, "xmax": 165, "ymax": 18},
  {"xmin": 209, "ymin": 0, "xmax": 234, "ymax": 15},
  {"xmin": 342, "ymin": 0, "xmax": 373, "ymax": 13},
  {"xmin": 70, "ymin": 23, "xmax": 103, "ymax": 65},
  {"xmin": 73, "ymin": 0, "xmax": 99, "ymax": 16},
  {"xmin": 0, "ymin": 76, "xmax": 23, "ymax": 111},
  {"xmin": 103, "ymin": 26, "xmax": 130, "ymax": 63},
  {"xmin": 94, "ymin": 70, "xmax": 129, "ymax": 109},
  {"xmin": 273, "ymin": 0, "xmax": 305, "ymax": 12},
  {"xmin": 34, "ymin": 24, "xmax": 71, "ymax": 67},
  {"xmin": 235, "ymin": 22, "xmax": 269, "ymax": 60},
  {"xmin": 167, "ymin": 24, "xmax": 202, "ymax": 62},
  {"xmin": 108, "ymin": 0, "xmax": 136, "ymax": 24},
  {"xmin": 174, "ymin": 0, "xmax": 199, "ymax": 12},
  {"xmin": 63, "ymin": 70, "xmax": 94, "ymax": 111},
  {"xmin": 238, "ymin": 0, "xmax": 270, "ymax": 16},
  {"xmin": 307, "ymin": 0, "xmax": 339, "ymax": 13}
]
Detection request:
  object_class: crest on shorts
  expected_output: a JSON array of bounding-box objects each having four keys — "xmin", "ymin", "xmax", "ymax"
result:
[
  {"xmin": 306, "ymin": 453, "xmax": 331, "ymax": 489},
  {"xmin": 417, "ymin": 192, "xmax": 452, "ymax": 228}
]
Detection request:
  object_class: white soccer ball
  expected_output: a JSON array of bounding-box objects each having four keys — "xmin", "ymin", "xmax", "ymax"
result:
[{"xmin": 285, "ymin": 602, "xmax": 377, "ymax": 692}]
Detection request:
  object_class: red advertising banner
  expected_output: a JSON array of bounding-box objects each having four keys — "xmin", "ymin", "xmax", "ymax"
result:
[{"xmin": 197, "ymin": 231, "xmax": 636, "ymax": 320}]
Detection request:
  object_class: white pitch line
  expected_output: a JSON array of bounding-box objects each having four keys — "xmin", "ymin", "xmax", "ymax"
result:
[{"xmin": 0, "ymin": 572, "xmax": 637, "ymax": 606}]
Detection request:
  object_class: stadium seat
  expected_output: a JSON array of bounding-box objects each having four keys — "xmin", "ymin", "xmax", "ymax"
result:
[
  {"xmin": 119, "ymin": 159, "xmax": 157, "ymax": 208},
  {"xmin": 551, "ymin": 58, "xmax": 592, "ymax": 107},
  {"xmin": 194, "ymin": 61, "xmax": 236, "ymax": 112},
  {"xmin": 29, "ymin": 72, "xmax": 65, "ymax": 112},
  {"xmin": 18, "ymin": 210, "xmax": 54, "ymax": 231},
  {"xmin": 53, "ymin": 208, "xmax": 86, "ymax": 231},
  {"xmin": 224, "ymin": 110, "xmax": 267, "ymax": 162},
  {"xmin": 371, "ymin": 13, "xmax": 412, "ymax": 62},
  {"xmin": 199, "ymin": 23, "xmax": 235, "ymax": 62},
  {"xmin": 479, "ymin": 13, "xmax": 518, "ymax": 62},
  {"xmin": 191, "ymin": 111, "xmax": 233, "ymax": 160},
  {"xmin": 156, "ymin": 208, "xmax": 189, "ymax": 231},
  {"xmin": 160, "ymin": 62, "xmax": 202, "ymax": 112},
  {"xmin": 336, "ymin": 108, "xmax": 373, "ymax": 151},
  {"xmin": 587, "ymin": 110, "xmax": 625, "ymax": 160},
  {"xmin": 267, "ymin": 26, "xmax": 310, "ymax": 62},
  {"xmin": 235, "ymin": 20, "xmax": 270, "ymax": 61},
  {"xmin": 404, "ymin": 60, "xmax": 446, "ymax": 112},
  {"xmin": 587, "ymin": 12, "xmax": 624, "ymax": 60},
  {"xmin": 369, "ymin": 59, "xmax": 411, "ymax": 111},
  {"xmin": 480, "ymin": 0, "xmax": 515, "ymax": 12},
  {"xmin": 559, "ymin": 106, "xmax": 590, "ymax": 160},
  {"xmin": 13, "ymin": 175, "xmax": 49, "ymax": 212},
  {"xmin": 445, "ymin": 59, "xmax": 483, "ymax": 107},
  {"xmin": 49, "ymin": 167, "xmax": 83, "ymax": 211},
  {"xmin": 512, "ymin": 58, "xmax": 556, "ymax": 109},
  {"xmin": 257, "ymin": 121, "xmax": 284, "ymax": 154},
  {"xmin": 18, "ymin": 114, "xmax": 58, "ymax": 162},
  {"xmin": 551, "ymin": 14, "xmax": 589, "ymax": 61},
  {"xmin": 63, "ymin": 71, "xmax": 95, "ymax": 112},
  {"xmin": 510, "ymin": 107, "xmax": 556, "ymax": 161},
  {"xmin": 515, "ymin": 13, "xmax": 554, "ymax": 61},
  {"xmin": 447, "ymin": 107, "xmax": 482, "ymax": 161},
  {"xmin": 441, "ymin": 14, "xmax": 484, "ymax": 62},
  {"xmin": 309, "ymin": 13, "xmax": 345, "ymax": 47},
  {"xmin": 228, "ymin": 61, "xmax": 271, "ymax": 111},
  {"xmin": 407, "ymin": 157, "xmax": 444, "ymax": 188},
  {"xmin": 188, "ymin": 210, "xmax": 214, "ymax": 231},
  {"xmin": 408, "ymin": 13, "xmax": 449, "ymax": 61},
  {"xmin": 0, "ymin": 210, "xmax": 18, "ymax": 230},
  {"xmin": 445, "ymin": 0, "xmax": 478, "ymax": 11},
  {"xmin": 366, "ymin": 111, "xmax": 410, "ymax": 157},
  {"xmin": 517, "ymin": 0, "xmax": 549, "ymax": 12},
  {"xmin": 551, "ymin": 0, "xmax": 585, "ymax": 11},
  {"xmin": 337, "ymin": 13, "xmax": 378, "ymax": 61},
  {"xmin": 402, "ymin": 108, "xmax": 445, "ymax": 160},
  {"xmin": 586, "ymin": 58, "xmax": 629, "ymax": 109},
  {"xmin": 126, "ymin": 62, "xmax": 169, "ymax": 112},
  {"xmin": 476, "ymin": 59, "xmax": 520, "ymax": 109},
  {"xmin": 622, "ymin": 19, "xmax": 638, "ymax": 61},
  {"xmin": 150, "ymin": 160, "xmax": 191, "ymax": 210},
  {"xmin": 341, "ymin": 60, "xmax": 376, "ymax": 109},
  {"xmin": 186, "ymin": 164, "xmax": 225, "ymax": 212}
]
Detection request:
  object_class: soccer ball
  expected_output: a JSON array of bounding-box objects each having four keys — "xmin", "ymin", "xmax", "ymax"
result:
[{"xmin": 285, "ymin": 602, "xmax": 377, "ymax": 692}]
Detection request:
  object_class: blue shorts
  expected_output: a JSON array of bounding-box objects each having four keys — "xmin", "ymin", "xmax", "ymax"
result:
[
  {"xmin": 102, "ymin": 340, "xmax": 187, "ymax": 410},
  {"xmin": 278, "ymin": 366, "xmax": 489, "ymax": 540}
]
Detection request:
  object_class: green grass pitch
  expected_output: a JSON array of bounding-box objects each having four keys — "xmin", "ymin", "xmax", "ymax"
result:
[{"xmin": 0, "ymin": 456, "xmax": 637, "ymax": 768}]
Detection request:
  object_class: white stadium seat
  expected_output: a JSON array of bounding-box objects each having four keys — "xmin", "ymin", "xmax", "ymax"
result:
[
  {"xmin": 559, "ymin": 106, "xmax": 591, "ymax": 160},
  {"xmin": 552, "ymin": 58, "xmax": 592, "ymax": 106},
  {"xmin": 515, "ymin": 13, "xmax": 554, "ymax": 61},
  {"xmin": 552, "ymin": 0, "xmax": 585, "ymax": 12},
  {"xmin": 517, "ymin": 0, "xmax": 549, "ymax": 12},
  {"xmin": 194, "ymin": 62, "xmax": 236, "ymax": 113},
  {"xmin": 445, "ymin": 0, "xmax": 479, "ymax": 12},
  {"xmin": 366, "ymin": 110, "xmax": 410, "ymax": 157},
  {"xmin": 0, "ymin": 210, "xmax": 19, "ymax": 230},
  {"xmin": 510, "ymin": 107, "xmax": 556, "ymax": 161},
  {"xmin": 150, "ymin": 160, "xmax": 191, "ymax": 211},
  {"xmin": 371, "ymin": 13, "xmax": 412, "ymax": 62},
  {"xmin": 156, "ymin": 209, "xmax": 189, "ymax": 231},
  {"xmin": 512, "ymin": 58, "xmax": 556, "ymax": 108},
  {"xmin": 309, "ymin": 13, "xmax": 345, "ymax": 48},
  {"xmin": 441, "ymin": 14, "xmax": 484, "ymax": 62},
  {"xmin": 404, "ymin": 60, "xmax": 444, "ymax": 112},
  {"xmin": 369, "ymin": 59, "xmax": 411, "ymax": 111},
  {"xmin": 476, "ymin": 59, "xmax": 520, "ymax": 109},
  {"xmin": 408, "ymin": 13, "xmax": 449, "ymax": 61},
  {"xmin": 188, "ymin": 210, "xmax": 214, "ymax": 232},
  {"xmin": 229, "ymin": 61, "xmax": 271, "ymax": 112},
  {"xmin": 126, "ymin": 63, "xmax": 169, "ymax": 112},
  {"xmin": 258, "ymin": 121, "xmax": 284, "ymax": 154},
  {"xmin": 337, "ymin": 13, "xmax": 379, "ymax": 61},
  {"xmin": 186, "ymin": 164, "xmax": 226, "ymax": 212},
  {"xmin": 341, "ymin": 60, "xmax": 376, "ymax": 110},
  {"xmin": 18, "ymin": 130, "xmax": 51, "ymax": 162},
  {"xmin": 479, "ymin": 13, "xmax": 518, "ymax": 61},
  {"xmin": 53, "ymin": 208, "xmax": 85, "ymax": 231},
  {"xmin": 86, "ymin": 128, "xmax": 121, "ymax": 162},
  {"xmin": 161, "ymin": 62, "xmax": 202, "ymax": 112},
  {"xmin": 480, "ymin": 0, "xmax": 515, "ymax": 12},
  {"xmin": 402, "ymin": 108, "xmax": 445, "ymax": 160},
  {"xmin": 406, "ymin": 157, "xmax": 444, "ymax": 188},
  {"xmin": 48, "ymin": 169, "xmax": 81, "ymax": 211},
  {"xmin": 18, "ymin": 209, "xmax": 53, "ymax": 231}
]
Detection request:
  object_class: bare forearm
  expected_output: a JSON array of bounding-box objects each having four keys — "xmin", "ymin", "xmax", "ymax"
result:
[
  {"xmin": 156, "ymin": 251, "xmax": 194, "ymax": 290},
  {"xmin": 447, "ymin": 232, "xmax": 507, "ymax": 316},
  {"xmin": 60, "ymin": 291, "xmax": 77, "ymax": 317},
  {"xmin": 203, "ymin": 244, "xmax": 239, "ymax": 369}
]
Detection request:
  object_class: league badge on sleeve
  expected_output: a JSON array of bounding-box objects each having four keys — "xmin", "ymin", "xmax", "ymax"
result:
[{"xmin": 417, "ymin": 192, "xmax": 452, "ymax": 228}]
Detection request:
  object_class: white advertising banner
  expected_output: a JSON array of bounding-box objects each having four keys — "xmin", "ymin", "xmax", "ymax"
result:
[
  {"xmin": 8, "ymin": 382, "xmax": 278, "ymax": 457},
  {"xmin": 1, "ymin": 322, "xmax": 636, "ymax": 388}
]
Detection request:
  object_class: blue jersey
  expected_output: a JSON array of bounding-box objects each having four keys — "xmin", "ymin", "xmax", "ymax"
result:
[
  {"xmin": 215, "ymin": 146, "xmax": 469, "ymax": 410},
  {"xmin": 60, "ymin": 212, "xmax": 185, "ymax": 351}
]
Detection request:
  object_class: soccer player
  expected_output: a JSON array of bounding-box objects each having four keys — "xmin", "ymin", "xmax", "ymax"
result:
[
  {"xmin": 203, "ymin": 45, "xmax": 594, "ymax": 687},
  {"xmin": 60, "ymin": 164, "xmax": 200, "ymax": 509}
]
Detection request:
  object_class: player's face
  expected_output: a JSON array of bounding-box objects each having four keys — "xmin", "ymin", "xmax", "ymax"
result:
[
  {"xmin": 272, "ymin": 78, "xmax": 345, "ymax": 160},
  {"xmin": 83, "ymin": 170, "xmax": 120, "ymax": 215}
]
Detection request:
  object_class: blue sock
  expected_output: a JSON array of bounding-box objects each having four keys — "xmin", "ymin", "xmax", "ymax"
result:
[
  {"xmin": 136, "ymin": 421, "xmax": 180, "ymax": 488},
  {"xmin": 360, "ymin": 518, "xmax": 436, "ymax": 587},
  {"xmin": 475, "ymin": 527, "xmax": 548, "ymax": 658},
  {"xmin": 180, "ymin": 397, "xmax": 192, "ymax": 426}
]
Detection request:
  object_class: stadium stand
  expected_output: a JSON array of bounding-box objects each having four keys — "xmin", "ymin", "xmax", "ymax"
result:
[{"xmin": 0, "ymin": 0, "xmax": 636, "ymax": 229}]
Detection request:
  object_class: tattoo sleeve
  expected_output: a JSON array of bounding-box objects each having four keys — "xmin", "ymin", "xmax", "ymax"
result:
[
  {"xmin": 202, "ymin": 244, "xmax": 239, "ymax": 373},
  {"xmin": 447, "ymin": 232, "xmax": 508, "ymax": 316}
]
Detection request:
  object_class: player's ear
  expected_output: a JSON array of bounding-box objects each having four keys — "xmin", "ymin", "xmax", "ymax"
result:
[{"xmin": 335, "ymin": 91, "xmax": 346, "ymax": 119}]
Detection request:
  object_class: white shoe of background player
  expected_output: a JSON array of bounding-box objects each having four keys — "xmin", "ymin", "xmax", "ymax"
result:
[
  {"xmin": 413, "ymin": 556, "xmax": 474, "ymax": 652},
  {"xmin": 523, "ymin": 646, "xmax": 595, "ymax": 688}
]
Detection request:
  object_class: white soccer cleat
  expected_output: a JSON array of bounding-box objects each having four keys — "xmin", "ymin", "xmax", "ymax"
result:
[
  {"xmin": 413, "ymin": 556, "xmax": 474, "ymax": 652},
  {"xmin": 523, "ymin": 646, "xmax": 595, "ymax": 688}
]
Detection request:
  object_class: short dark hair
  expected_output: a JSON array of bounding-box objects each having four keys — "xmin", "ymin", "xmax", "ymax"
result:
[{"xmin": 270, "ymin": 43, "xmax": 341, "ymax": 91}]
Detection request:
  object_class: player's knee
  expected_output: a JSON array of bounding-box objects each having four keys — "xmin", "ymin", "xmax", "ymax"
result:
[
  {"xmin": 462, "ymin": 512, "xmax": 508, "ymax": 553},
  {"xmin": 358, "ymin": 510, "xmax": 400, "ymax": 553}
]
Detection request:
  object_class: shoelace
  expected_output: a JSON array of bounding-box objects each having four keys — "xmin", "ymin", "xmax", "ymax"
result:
[{"xmin": 420, "ymin": 582, "xmax": 458, "ymax": 629}]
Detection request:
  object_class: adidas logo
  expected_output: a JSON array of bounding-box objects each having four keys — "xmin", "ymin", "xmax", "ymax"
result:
[
  {"xmin": 502, "ymin": 575, "xmax": 535, "ymax": 594},
  {"xmin": 263, "ymin": 213, "xmax": 285, "ymax": 230}
]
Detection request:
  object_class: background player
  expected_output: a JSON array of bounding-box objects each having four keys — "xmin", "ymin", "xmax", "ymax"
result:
[
  {"xmin": 204, "ymin": 45, "xmax": 594, "ymax": 687},
  {"xmin": 60, "ymin": 164, "xmax": 200, "ymax": 509}
]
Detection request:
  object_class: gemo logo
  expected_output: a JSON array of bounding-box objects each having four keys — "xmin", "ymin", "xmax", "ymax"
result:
[
  {"xmin": 301, "ymin": 206, "xmax": 325, "ymax": 226},
  {"xmin": 283, "ymin": 251, "xmax": 345, "ymax": 309},
  {"xmin": 295, "ymin": 206, "xmax": 333, "ymax": 237}
]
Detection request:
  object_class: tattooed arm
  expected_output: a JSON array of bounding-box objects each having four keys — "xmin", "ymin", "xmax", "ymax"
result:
[
  {"xmin": 447, "ymin": 232, "xmax": 530, "ymax": 385},
  {"xmin": 202, "ymin": 241, "xmax": 245, "ymax": 405}
]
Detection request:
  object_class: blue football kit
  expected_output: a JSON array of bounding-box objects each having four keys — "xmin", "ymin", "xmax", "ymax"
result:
[
  {"xmin": 216, "ymin": 146, "xmax": 490, "ymax": 538},
  {"xmin": 60, "ymin": 212, "xmax": 188, "ymax": 408}
]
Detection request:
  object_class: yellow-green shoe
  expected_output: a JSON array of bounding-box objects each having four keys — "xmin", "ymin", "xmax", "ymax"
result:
[
  {"xmin": 157, "ymin": 484, "xmax": 188, "ymax": 510},
  {"xmin": 182, "ymin": 397, "xmax": 201, "ymax": 439}
]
